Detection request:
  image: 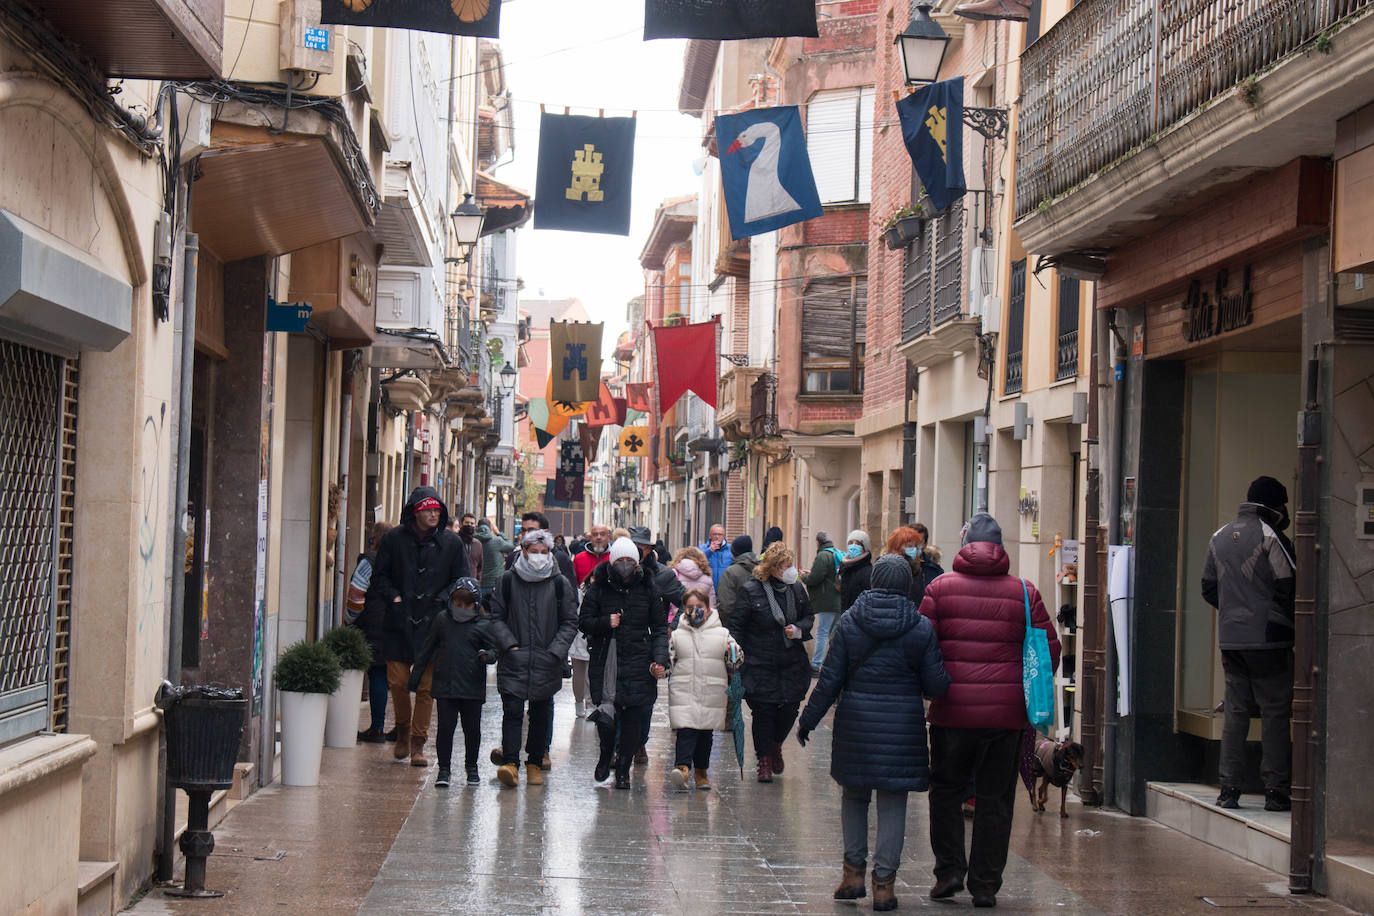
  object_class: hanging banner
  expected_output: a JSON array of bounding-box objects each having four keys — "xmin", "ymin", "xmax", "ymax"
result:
[
  {"xmin": 579, "ymin": 424, "xmax": 603, "ymax": 463},
  {"xmin": 546, "ymin": 372, "xmax": 589, "ymax": 422},
  {"xmin": 549, "ymin": 320, "xmax": 604, "ymax": 403},
  {"xmin": 716, "ymin": 106, "xmax": 823, "ymax": 239},
  {"xmin": 626, "ymin": 382, "xmax": 654, "ymax": 413},
  {"xmin": 583, "ymin": 382, "xmax": 620, "ymax": 428},
  {"xmin": 653, "ymin": 319, "xmax": 718, "ymax": 413},
  {"xmin": 618, "ymin": 426, "xmax": 650, "ymax": 458},
  {"xmin": 320, "ymin": 0, "xmax": 501, "ymax": 38},
  {"xmin": 534, "ymin": 427, "xmax": 556, "ymax": 449},
  {"xmin": 555, "ymin": 441, "xmax": 585, "ymax": 502},
  {"xmin": 526, "ymin": 397, "xmax": 550, "ymax": 431},
  {"xmin": 896, "ymin": 77, "xmax": 967, "ymax": 213},
  {"xmin": 644, "ymin": 0, "xmax": 817, "ymax": 40},
  {"xmin": 534, "ymin": 113, "xmax": 636, "ymax": 235}
]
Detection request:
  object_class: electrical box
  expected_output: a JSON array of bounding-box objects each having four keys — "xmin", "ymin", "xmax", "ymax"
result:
[
  {"xmin": 175, "ymin": 96, "xmax": 213, "ymax": 163},
  {"xmin": 279, "ymin": 0, "xmax": 334, "ymax": 75},
  {"xmin": 1359, "ymin": 479, "xmax": 1374, "ymax": 540}
]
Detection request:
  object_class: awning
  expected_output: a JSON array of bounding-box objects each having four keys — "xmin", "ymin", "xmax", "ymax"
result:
[{"xmin": 476, "ymin": 172, "xmax": 532, "ymax": 236}]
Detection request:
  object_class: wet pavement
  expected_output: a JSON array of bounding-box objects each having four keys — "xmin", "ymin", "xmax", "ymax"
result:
[{"xmin": 133, "ymin": 679, "xmax": 1358, "ymax": 915}]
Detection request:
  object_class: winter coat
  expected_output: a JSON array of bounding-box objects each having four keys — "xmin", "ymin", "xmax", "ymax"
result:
[
  {"xmin": 579, "ymin": 563, "xmax": 670, "ymax": 708},
  {"xmin": 716, "ymin": 552, "xmax": 759, "ymax": 628},
  {"xmin": 919, "ymin": 541, "xmax": 1061, "ymax": 730},
  {"xmin": 697, "ymin": 541, "xmax": 734, "ymax": 591},
  {"xmin": 1201, "ymin": 502, "xmax": 1296, "ymax": 650},
  {"xmin": 462, "ymin": 533, "xmax": 484, "ymax": 584},
  {"xmin": 801, "ymin": 540, "xmax": 843, "ymax": 615},
  {"xmin": 839, "ymin": 553, "xmax": 873, "ymax": 612},
  {"xmin": 553, "ymin": 545, "xmax": 576, "ymax": 586},
  {"xmin": 671, "ymin": 560, "xmax": 717, "ymax": 610},
  {"xmin": 349, "ymin": 551, "xmax": 385, "ymax": 662},
  {"xmin": 799, "ymin": 582, "xmax": 949, "ymax": 791},
  {"xmin": 667, "ymin": 614, "xmax": 734, "ymax": 731},
  {"xmin": 573, "ymin": 546, "xmax": 608, "ymax": 585},
  {"xmin": 487, "ymin": 569, "xmax": 579, "ymax": 701},
  {"xmin": 371, "ymin": 487, "xmax": 470, "ymax": 663},
  {"xmin": 410, "ymin": 606, "xmax": 498, "ymax": 700},
  {"xmin": 642, "ymin": 551, "xmax": 686, "ymax": 610},
  {"xmin": 907, "ymin": 547, "xmax": 944, "ymax": 608},
  {"xmin": 473, "ymin": 524, "xmax": 514, "ymax": 590},
  {"xmin": 733, "ymin": 577, "xmax": 815, "ymax": 706}
]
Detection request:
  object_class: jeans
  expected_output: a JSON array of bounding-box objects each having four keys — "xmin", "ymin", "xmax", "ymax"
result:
[
  {"xmin": 435, "ymin": 697, "xmax": 483, "ymax": 772},
  {"xmin": 599, "ymin": 703, "xmax": 654, "ymax": 777},
  {"xmin": 928, "ymin": 727, "xmax": 1022, "ymax": 898},
  {"xmin": 674, "ymin": 728, "xmax": 714, "ymax": 769},
  {"xmin": 386, "ymin": 659, "xmax": 434, "ymax": 740},
  {"xmin": 500, "ymin": 693, "xmax": 554, "ymax": 766},
  {"xmin": 366, "ymin": 664, "xmax": 389, "ymax": 732},
  {"xmin": 842, "ymin": 786, "xmax": 910, "ymax": 880},
  {"xmin": 746, "ymin": 699, "xmax": 799, "ymax": 761},
  {"xmin": 811, "ymin": 613, "xmax": 837, "ymax": 667},
  {"xmin": 1220, "ymin": 648, "xmax": 1293, "ymax": 791},
  {"xmin": 571, "ymin": 658, "xmax": 590, "ymax": 707}
]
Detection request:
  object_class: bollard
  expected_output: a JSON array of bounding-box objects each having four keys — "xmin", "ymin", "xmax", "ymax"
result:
[{"xmin": 165, "ymin": 790, "xmax": 221, "ymax": 898}]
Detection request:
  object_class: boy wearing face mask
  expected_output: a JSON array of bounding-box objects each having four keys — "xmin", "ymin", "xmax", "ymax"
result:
[{"xmin": 666, "ymin": 588, "xmax": 742, "ymax": 791}]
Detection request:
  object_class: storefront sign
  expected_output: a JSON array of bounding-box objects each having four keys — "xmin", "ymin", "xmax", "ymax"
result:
[
  {"xmin": 1183, "ymin": 267, "xmax": 1253, "ymax": 342},
  {"xmin": 348, "ymin": 253, "xmax": 374, "ymax": 304}
]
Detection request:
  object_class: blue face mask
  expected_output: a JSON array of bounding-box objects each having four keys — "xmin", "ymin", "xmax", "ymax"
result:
[
  {"xmin": 846, "ymin": 544, "xmax": 863, "ymax": 558},
  {"xmin": 904, "ymin": 546, "xmax": 919, "ymax": 559}
]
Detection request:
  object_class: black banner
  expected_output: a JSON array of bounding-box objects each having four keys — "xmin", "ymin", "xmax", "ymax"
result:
[
  {"xmin": 644, "ymin": 0, "xmax": 818, "ymax": 39},
  {"xmin": 320, "ymin": 0, "xmax": 500, "ymax": 38},
  {"xmin": 533, "ymin": 113, "xmax": 636, "ymax": 236}
]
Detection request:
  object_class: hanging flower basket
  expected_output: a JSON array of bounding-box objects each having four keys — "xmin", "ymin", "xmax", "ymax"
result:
[
  {"xmin": 883, "ymin": 226, "xmax": 905, "ymax": 250},
  {"xmin": 895, "ymin": 214, "xmax": 925, "ymax": 242}
]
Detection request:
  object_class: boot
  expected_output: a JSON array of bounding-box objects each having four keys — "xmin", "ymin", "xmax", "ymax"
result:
[
  {"xmin": 670, "ymin": 765, "xmax": 690, "ymax": 789},
  {"xmin": 634, "ymin": 746, "xmax": 649, "ymax": 765},
  {"xmin": 1216, "ymin": 786, "xmax": 1241, "ymax": 809},
  {"xmin": 772, "ymin": 742, "xmax": 785, "ymax": 774},
  {"xmin": 409, "ymin": 736, "xmax": 428, "ymax": 767},
  {"xmin": 392, "ymin": 724, "xmax": 411, "ymax": 760},
  {"xmin": 953, "ymin": 0, "xmax": 1029, "ymax": 20},
  {"xmin": 833, "ymin": 859, "xmax": 866, "ymax": 900},
  {"xmin": 525, "ymin": 763, "xmax": 545, "ymax": 786},
  {"xmin": 694, "ymin": 768, "xmax": 712, "ymax": 791},
  {"xmin": 1265, "ymin": 788, "xmax": 1291, "ymax": 811},
  {"xmin": 757, "ymin": 756, "xmax": 774, "ymax": 783},
  {"xmin": 872, "ymin": 872, "xmax": 898, "ymax": 911},
  {"xmin": 497, "ymin": 763, "xmax": 519, "ymax": 787},
  {"xmin": 489, "ymin": 746, "xmax": 504, "ymax": 767}
]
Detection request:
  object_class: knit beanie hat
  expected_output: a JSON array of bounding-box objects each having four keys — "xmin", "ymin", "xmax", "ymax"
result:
[
  {"xmin": 608, "ymin": 536, "xmax": 639, "ymax": 564},
  {"xmin": 731, "ymin": 534, "xmax": 753, "ymax": 556},
  {"xmin": 762, "ymin": 526, "xmax": 784, "ymax": 549},
  {"xmin": 961, "ymin": 512, "xmax": 1003, "ymax": 546},
  {"xmin": 1246, "ymin": 476, "xmax": 1288, "ymax": 509},
  {"xmin": 846, "ymin": 529, "xmax": 870, "ymax": 552},
  {"xmin": 871, "ymin": 554, "xmax": 914, "ymax": 594}
]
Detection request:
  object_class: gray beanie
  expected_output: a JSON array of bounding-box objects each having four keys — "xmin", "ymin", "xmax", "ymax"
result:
[
  {"xmin": 871, "ymin": 554, "xmax": 914, "ymax": 593},
  {"xmin": 960, "ymin": 512, "xmax": 1003, "ymax": 546},
  {"xmin": 846, "ymin": 529, "xmax": 870, "ymax": 552}
]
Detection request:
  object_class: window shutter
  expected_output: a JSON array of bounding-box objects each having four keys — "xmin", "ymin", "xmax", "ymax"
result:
[
  {"xmin": 857, "ymin": 88, "xmax": 875, "ymax": 204},
  {"xmin": 807, "ymin": 91, "xmax": 858, "ymax": 204},
  {"xmin": 802, "ymin": 276, "xmax": 864, "ymax": 357}
]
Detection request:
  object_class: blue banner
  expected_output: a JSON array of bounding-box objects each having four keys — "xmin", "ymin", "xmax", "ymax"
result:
[
  {"xmin": 534, "ymin": 113, "xmax": 636, "ymax": 236},
  {"xmin": 715, "ymin": 106, "xmax": 823, "ymax": 240},
  {"xmin": 896, "ymin": 77, "xmax": 967, "ymax": 213}
]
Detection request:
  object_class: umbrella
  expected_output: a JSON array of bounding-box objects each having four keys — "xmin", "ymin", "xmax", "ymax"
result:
[
  {"xmin": 588, "ymin": 639, "xmax": 617, "ymax": 727},
  {"xmin": 725, "ymin": 670, "xmax": 746, "ymax": 777}
]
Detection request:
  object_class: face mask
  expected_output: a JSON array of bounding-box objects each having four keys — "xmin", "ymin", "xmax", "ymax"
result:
[
  {"xmin": 685, "ymin": 606, "xmax": 707, "ymax": 627},
  {"xmin": 459, "ymin": 525, "xmax": 475, "ymax": 539},
  {"xmin": 781, "ymin": 566, "xmax": 799, "ymax": 585},
  {"xmin": 612, "ymin": 560, "xmax": 637, "ymax": 581},
  {"xmin": 904, "ymin": 546, "xmax": 919, "ymax": 559},
  {"xmin": 525, "ymin": 553, "xmax": 554, "ymax": 574},
  {"xmin": 847, "ymin": 544, "xmax": 863, "ymax": 558}
]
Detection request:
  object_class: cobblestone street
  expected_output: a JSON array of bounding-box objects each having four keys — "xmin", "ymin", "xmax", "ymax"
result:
[{"xmin": 131, "ymin": 684, "xmax": 1356, "ymax": 915}]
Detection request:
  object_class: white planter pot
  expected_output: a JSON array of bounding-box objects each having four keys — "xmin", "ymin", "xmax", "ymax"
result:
[
  {"xmin": 325, "ymin": 668, "xmax": 366, "ymax": 748},
  {"xmin": 280, "ymin": 690, "xmax": 329, "ymax": 786}
]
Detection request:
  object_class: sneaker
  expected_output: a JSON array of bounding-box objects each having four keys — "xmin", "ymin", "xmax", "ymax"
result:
[
  {"xmin": 1265, "ymin": 788, "xmax": 1291, "ymax": 811},
  {"xmin": 435, "ymin": 769, "xmax": 451, "ymax": 788},
  {"xmin": 962, "ymin": 797, "xmax": 976, "ymax": 817},
  {"xmin": 575, "ymin": 700, "xmax": 588, "ymax": 719},
  {"xmin": 694, "ymin": 768, "xmax": 712, "ymax": 791},
  {"xmin": 670, "ymin": 765, "xmax": 690, "ymax": 789},
  {"xmin": 1216, "ymin": 786, "xmax": 1242, "ymax": 809},
  {"xmin": 466, "ymin": 767, "xmax": 480, "ymax": 785}
]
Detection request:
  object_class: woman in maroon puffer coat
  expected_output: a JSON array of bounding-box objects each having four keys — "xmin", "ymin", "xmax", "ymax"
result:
[{"xmin": 918, "ymin": 512, "xmax": 1060, "ymax": 909}]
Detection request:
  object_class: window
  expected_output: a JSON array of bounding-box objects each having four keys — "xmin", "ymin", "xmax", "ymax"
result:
[
  {"xmin": 900, "ymin": 195, "xmax": 964, "ymax": 342},
  {"xmin": 1004, "ymin": 259, "xmax": 1027, "ymax": 394},
  {"xmin": 1056, "ymin": 274, "xmax": 1080, "ymax": 380},
  {"xmin": 1024, "ymin": 0, "xmax": 1043, "ymax": 47},
  {"xmin": 901, "ymin": 220, "xmax": 932, "ymax": 341},
  {"xmin": 801, "ymin": 275, "xmax": 866, "ymax": 394},
  {"xmin": 806, "ymin": 87, "xmax": 875, "ymax": 205},
  {"xmin": 932, "ymin": 201, "xmax": 965, "ymax": 325}
]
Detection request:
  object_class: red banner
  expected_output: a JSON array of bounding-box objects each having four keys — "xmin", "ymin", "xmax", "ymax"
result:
[
  {"xmin": 625, "ymin": 382, "xmax": 653, "ymax": 413},
  {"xmin": 652, "ymin": 319, "xmax": 718, "ymax": 413},
  {"xmin": 583, "ymin": 382, "xmax": 620, "ymax": 428}
]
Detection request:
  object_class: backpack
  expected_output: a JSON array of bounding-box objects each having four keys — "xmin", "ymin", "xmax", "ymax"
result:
[{"xmin": 823, "ymin": 546, "xmax": 844, "ymax": 591}]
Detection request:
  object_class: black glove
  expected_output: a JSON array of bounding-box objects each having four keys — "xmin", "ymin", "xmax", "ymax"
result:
[
  {"xmin": 477, "ymin": 649, "xmax": 496, "ymax": 665},
  {"xmin": 406, "ymin": 678, "xmax": 420, "ymax": 693},
  {"xmin": 796, "ymin": 727, "xmax": 811, "ymax": 747}
]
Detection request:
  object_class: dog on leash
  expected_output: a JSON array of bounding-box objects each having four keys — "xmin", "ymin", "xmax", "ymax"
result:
[{"xmin": 1019, "ymin": 730, "xmax": 1085, "ymax": 818}]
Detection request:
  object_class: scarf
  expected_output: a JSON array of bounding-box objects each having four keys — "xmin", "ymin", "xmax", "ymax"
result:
[
  {"xmin": 513, "ymin": 551, "xmax": 556, "ymax": 582},
  {"xmin": 762, "ymin": 579, "xmax": 800, "ymax": 646}
]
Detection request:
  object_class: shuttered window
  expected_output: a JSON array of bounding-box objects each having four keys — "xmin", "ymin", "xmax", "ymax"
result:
[
  {"xmin": 801, "ymin": 275, "xmax": 866, "ymax": 394},
  {"xmin": 1004, "ymin": 259, "xmax": 1027, "ymax": 395},
  {"xmin": 1056, "ymin": 274, "xmax": 1080, "ymax": 380},
  {"xmin": 806, "ymin": 88, "xmax": 874, "ymax": 205}
]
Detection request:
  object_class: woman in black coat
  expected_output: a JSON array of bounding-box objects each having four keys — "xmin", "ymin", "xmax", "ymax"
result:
[
  {"xmin": 579, "ymin": 537, "xmax": 670, "ymax": 788},
  {"xmin": 798, "ymin": 555, "xmax": 950, "ymax": 907},
  {"xmin": 839, "ymin": 529, "xmax": 874, "ymax": 613},
  {"xmin": 733, "ymin": 541, "xmax": 814, "ymax": 782}
]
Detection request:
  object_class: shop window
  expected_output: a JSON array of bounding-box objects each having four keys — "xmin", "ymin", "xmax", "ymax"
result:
[
  {"xmin": 1056, "ymin": 273, "xmax": 1081, "ymax": 380},
  {"xmin": 1004, "ymin": 259, "xmax": 1027, "ymax": 394},
  {"xmin": 801, "ymin": 275, "xmax": 867, "ymax": 395},
  {"xmin": 806, "ymin": 87, "xmax": 875, "ymax": 205}
]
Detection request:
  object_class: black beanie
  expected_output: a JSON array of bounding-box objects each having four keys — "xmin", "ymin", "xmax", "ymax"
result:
[
  {"xmin": 762, "ymin": 526, "xmax": 784, "ymax": 549},
  {"xmin": 731, "ymin": 534, "xmax": 753, "ymax": 556},
  {"xmin": 1247, "ymin": 476, "xmax": 1288, "ymax": 509}
]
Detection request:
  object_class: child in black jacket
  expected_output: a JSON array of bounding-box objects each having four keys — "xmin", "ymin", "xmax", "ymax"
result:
[{"xmin": 410, "ymin": 577, "xmax": 502, "ymax": 786}]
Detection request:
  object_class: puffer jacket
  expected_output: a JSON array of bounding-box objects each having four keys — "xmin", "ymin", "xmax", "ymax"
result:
[
  {"xmin": 1201, "ymin": 502, "xmax": 1296, "ymax": 649},
  {"xmin": 579, "ymin": 563, "xmax": 670, "ymax": 709},
  {"xmin": 733, "ymin": 576, "xmax": 815, "ymax": 706},
  {"xmin": 671, "ymin": 560, "xmax": 717, "ymax": 610},
  {"xmin": 410, "ymin": 605, "xmax": 498, "ymax": 700},
  {"xmin": 371, "ymin": 487, "xmax": 470, "ymax": 663},
  {"xmin": 800, "ymin": 566, "xmax": 950, "ymax": 791},
  {"xmin": 487, "ymin": 568, "xmax": 578, "ymax": 701},
  {"xmin": 667, "ymin": 613, "xmax": 733, "ymax": 731},
  {"xmin": 839, "ymin": 552, "xmax": 873, "ymax": 612},
  {"xmin": 473, "ymin": 523, "xmax": 514, "ymax": 590},
  {"xmin": 919, "ymin": 541, "xmax": 1061, "ymax": 730},
  {"xmin": 716, "ymin": 552, "xmax": 758, "ymax": 628}
]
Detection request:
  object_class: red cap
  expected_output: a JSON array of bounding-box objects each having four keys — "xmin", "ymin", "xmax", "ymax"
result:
[{"xmin": 414, "ymin": 498, "xmax": 441, "ymax": 512}]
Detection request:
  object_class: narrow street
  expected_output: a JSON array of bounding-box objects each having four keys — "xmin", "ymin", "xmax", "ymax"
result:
[{"xmin": 132, "ymin": 687, "xmax": 1349, "ymax": 915}]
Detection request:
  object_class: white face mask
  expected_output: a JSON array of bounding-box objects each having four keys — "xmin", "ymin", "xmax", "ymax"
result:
[
  {"xmin": 525, "ymin": 553, "xmax": 554, "ymax": 574},
  {"xmin": 781, "ymin": 566, "xmax": 799, "ymax": 585}
]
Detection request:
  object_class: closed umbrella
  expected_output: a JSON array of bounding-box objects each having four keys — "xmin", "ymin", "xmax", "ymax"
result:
[{"xmin": 725, "ymin": 670, "xmax": 746, "ymax": 777}]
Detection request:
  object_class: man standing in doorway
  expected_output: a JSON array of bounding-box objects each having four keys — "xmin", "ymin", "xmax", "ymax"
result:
[
  {"xmin": 371, "ymin": 486, "xmax": 470, "ymax": 766},
  {"xmin": 698, "ymin": 523, "xmax": 733, "ymax": 592},
  {"xmin": 1202, "ymin": 475, "xmax": 1296, "ymax": 811}
]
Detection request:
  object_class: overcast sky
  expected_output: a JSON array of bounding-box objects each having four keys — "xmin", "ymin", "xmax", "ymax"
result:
[{"xmin": 488, "ymin": 0, "xmax": 705, "ymax": 346}]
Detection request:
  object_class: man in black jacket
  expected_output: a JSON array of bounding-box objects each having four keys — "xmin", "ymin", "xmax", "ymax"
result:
[{"xmin": 370, "ymin": 486, "xmax": 469, "ymax": 767}]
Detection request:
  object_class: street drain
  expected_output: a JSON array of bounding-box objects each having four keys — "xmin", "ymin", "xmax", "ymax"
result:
[{"xmin": 1200, "ymin": 896, "xmax": 1304, "ymax": 908}]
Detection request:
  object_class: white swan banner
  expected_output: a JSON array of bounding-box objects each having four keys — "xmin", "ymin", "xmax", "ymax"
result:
[{"xmin": 715, "ymin": 106, "xmax": 823, "ymax": 240}]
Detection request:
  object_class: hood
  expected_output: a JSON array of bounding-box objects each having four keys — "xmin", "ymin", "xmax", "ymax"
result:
[
  {"xmin": 951, "ymin": 540, "xmax": 1011, "ymax": 576},
  {"xmin": 447, "ymin": 604, "xmax": 479, "ymax": 624},
  {"xmin": 848, "ymin": 587, "xmax": 921, "ymax": 641},
  {"xmin": 401, "ymin": 485, "xmax": 450, "ymax": 533},
  {"xmin": 674, "ymin": 560, "xmax": 709, "ymax": 583},
  {"xmin": 871, "ymin": 554, "xmax": 914, "ymax": 593},
  {"xmin": 473, "ymin": 523, "xmax": 493, "ymax": 542},
  {"xmin": 925, "ymin": 544, "xmax": 943, "ymax": 565},
  {"xmin": 730, "ymin": 551, "xmax": 759, "ymax": 570}
]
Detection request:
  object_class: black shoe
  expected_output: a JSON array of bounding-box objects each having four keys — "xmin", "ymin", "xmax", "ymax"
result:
[
  {"xmin": 930, "ymin": 876, "xmax": 964, "ymax": 899},
  {"xmin": 594, "ymin": 752, "xmax": 613, "ymax": 783},
  {"xmin": 973, "ymin": 894, "xmax": 997, "ymax": 908},
  {"xmin": 466, "ymin": 768, "xmax": 480, "ymax": 785},
  {"xmin": 633, "ymin": 746, "xmax": 649, "ymax": 765},
  {"xmin": 614, "ymin": 772, "xmax": 631, "ymax": 790},
  {"xmin": 1216, "ymin": 786, "xmax": 1242, "ymax": 809},
  {"xmin": 384, "ymin": 728, "xmax": 398, "ymax": 742},
  {"xmin": 1265, "ymin": 788, "xmax": 1291, "ymax": 811},
  {"xmin": 358, "ymin": 728, "xmax": 386, "ymax": 743},
  {"xmin": 435, "ymin": 769, "xmax": 451, "ymax": 788},
  {"xmin": 490, "ymin": 747, "xmax": 505, "ymax": 767}
]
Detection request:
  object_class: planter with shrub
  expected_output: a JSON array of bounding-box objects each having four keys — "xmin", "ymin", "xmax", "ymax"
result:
[
  {"xmin": 275, "ymin": 640, "xmax": 342, "ymax": 786},
  {"xmin": 321, "ymin": 627, "xmax": 373, "ymax": 748}
]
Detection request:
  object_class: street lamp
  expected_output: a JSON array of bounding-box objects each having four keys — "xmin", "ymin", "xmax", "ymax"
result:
[
  {"xmin": 895, "ymin": 1, "xmax": 950, "ymax": 87},
  {"xmin": 499, "ymin": 361, "xmax": 517, "ymax": 392},
  {"xmin": 447, "ymin": 193, "xmax": 486, "ymax": 264}
]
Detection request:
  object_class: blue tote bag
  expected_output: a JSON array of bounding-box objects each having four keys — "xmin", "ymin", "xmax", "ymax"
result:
[{"xmin": 1021, "ymin": 578, "xmax": 1054, "ymax": 731}]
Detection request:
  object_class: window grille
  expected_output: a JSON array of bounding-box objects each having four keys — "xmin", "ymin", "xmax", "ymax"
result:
[
  {"xmin": 1056, "ymin": 274, "xmax": 1081, "ymax": 381},
  {"xmin": 1004, "ymin": 259, "xmax": 1027, "ymax": 395}
]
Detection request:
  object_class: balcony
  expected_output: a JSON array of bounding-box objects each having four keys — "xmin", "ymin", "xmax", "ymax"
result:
[
  {"xmin": 717, "ymin": 365, "xmax": 766, "ymax": 441},
  {"xmin": 21, "ymin": 0, "xmax": 222, "ymax": 79},
  {"xmin": 1014, "ymin": 0, "xmax": 1374, "ymax": 256},
  {"xmin": 898, "ymin": 288, "xmax": 980, "ymax": 369}
]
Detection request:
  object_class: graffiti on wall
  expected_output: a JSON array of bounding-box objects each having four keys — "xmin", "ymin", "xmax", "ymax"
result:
[{"xmin": 138, "ymin": 402, "xmax": 168, "ymax": 615}]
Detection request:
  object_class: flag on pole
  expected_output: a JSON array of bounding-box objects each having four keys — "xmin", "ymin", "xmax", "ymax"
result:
[
  {"xmin": 652, "ymin": 319, "xmax": 718, "ymax": 414},
  {"xmin": 618, "ymin": 426, "xmax": 650, "ymax": 458},
  {"xmin": 716, "ymin": 106, "xmax": 822, "ymax": 239},
  {"xmin": 534, "ymin": 113, "xmax": 636, "ymax": 235},
  {"xmin": 896, "ymin": 77, "xmax": 967, "ymax": 213},
  {"xmin": 321, "ymin": 0, "xmax": 500, "ymax": 37},
  {"xmin": 549, "ymin": 320, "xmax": 603, "ymax": 403},
  {"xmin": 644, "ymin": 0, "xmax": 817, "ymax": 39}
]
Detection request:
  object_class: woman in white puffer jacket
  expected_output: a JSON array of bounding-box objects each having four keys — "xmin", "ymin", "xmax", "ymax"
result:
[{"xmin": 667, "ymin": 587, "xmax": 740, "ymax": 792}]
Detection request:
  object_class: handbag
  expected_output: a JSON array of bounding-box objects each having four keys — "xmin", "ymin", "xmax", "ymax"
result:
[{"xmin": 1021, "ymin": 578, "xmax": 1054, "ymax": 732}]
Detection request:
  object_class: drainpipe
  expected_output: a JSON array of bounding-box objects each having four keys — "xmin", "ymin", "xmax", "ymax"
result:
[
  {"xmin": 330, "ymin": 350, "xmax": 359, "ymax": 630},
  {"xmin": 1078, "ymin": 284, "xmax": 1104, "ymax": 806},
  {"xmin": 1289, "ymin": 356, "xmax": 1321, "ymax": 893},
  {"xmin": 402, "ymin": 410, "xmax": 414, "ymax": 496},
  {"xmin": 901, "ymin": 361, "xmax": 918, "ymax": 524}
]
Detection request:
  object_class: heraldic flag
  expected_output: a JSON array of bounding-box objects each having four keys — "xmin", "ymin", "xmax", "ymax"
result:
[
  {"xmin": 652, "ymin": 319, "xmax": 717, "ymax": 414},
  {"xmin": 896, "ymin": 77, "xmax": 967, "ymax": 213},
  {"xmin": 716, "ymin": 106, "xmax": 822, "ymax": 240},
  {"xmin": 534, "ymin": 113, "xmax": 636, "ymax": 236},
  {"xmin": 321, "ymin": 0, "xmax": 500, "ymax": 38},
  {"xmin": 644, "ymin": 0, "xmax": 817, "ymax": 39},
  {"xmin": 549, "ymin": 321, "xmax": 603, "ymax": 404},
  {"xmin": 619, "ymin": 426, "xmax": 650, "ymax": 458}
]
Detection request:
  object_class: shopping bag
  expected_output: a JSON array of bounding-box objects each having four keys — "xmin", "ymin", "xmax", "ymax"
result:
[{"xmin": 1021, "ymin": 578, "xmax": 1054, "ymax": 732}]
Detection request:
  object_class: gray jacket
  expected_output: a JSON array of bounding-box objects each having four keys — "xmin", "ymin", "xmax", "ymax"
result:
[{"xmin": 1201, "ymin": 502, "xmax": 1296, "ymax": 650}]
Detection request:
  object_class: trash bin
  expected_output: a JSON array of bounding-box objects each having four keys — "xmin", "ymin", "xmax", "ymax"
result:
[{"xmin": 157, "ymin": 684, "xmax": 247, "ymax": 790}]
